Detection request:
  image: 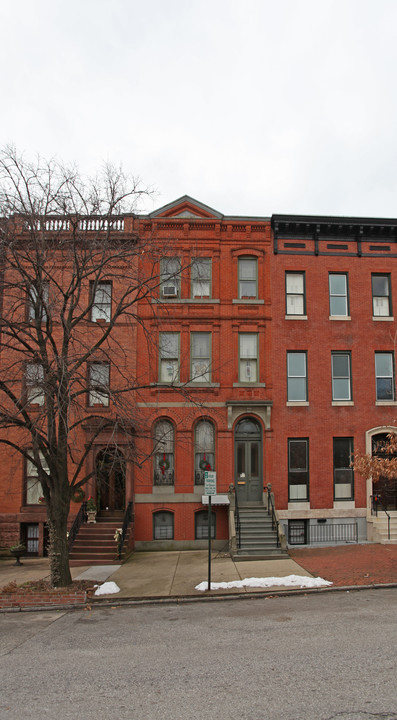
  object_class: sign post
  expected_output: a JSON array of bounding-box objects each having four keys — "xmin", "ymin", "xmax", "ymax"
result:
[{"xmin": 204, "ymin": 471, "xmax": 216, "ymax": 591}]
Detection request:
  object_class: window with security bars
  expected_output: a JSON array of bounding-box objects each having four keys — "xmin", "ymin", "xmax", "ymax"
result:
[
  {"xmin": 288, "ymin": 520, "xmax": 307, "ymax": 545},
  {"xmin": 375, "ymin": 352, "xmax": 394, "ymax": 401},
  {"xmin": 195, "ymin": 510, "xmax": 216, "ymax": 539},
  {"xmin": 22, "ymin": 523, "xmax": 40, "ymax": 554},
  {"xmin": 159, "ymin": 332, "xmax": 179, "ymax": 382},
  {"xmin": 91, "ymin": 282, "xmax": 112, "ymax": 322},
  {"xmin": 161, "ymin": 257, "xmax": 181, "ymax": 299},
  {"xmin": 288, "ymin": 439, "xmax": 309, "ymax": 501},
  {"xmin": 153, "ymin": 420, "xmax": 174, "ymax": 485},
  {"xmin": 333, "ymin": 437, "xmax": 354, "ymax": 500},
  {"xmin": 195, "ymin": 420, "xmax": 215, "ymax": 485},
  {"xmin": 372, "ymin": 274, "xmax": 391, "ymax": 317},
  {"xmin": 153, "ymin": 511, "xmax": 174, "ymax": 539},
  {"xmin": 191, "ymin": 333, "xmax": 211, "ymax": 382},
  {"xmin": 26, "ymin": 363, "xmax": 45, "ymax": 405},
  {"xmin": 192, "ymin": 258, "xmax": 211, "ymax": 298},
  {"xmin": 239, "ymin": 333, "xmax": 258, "ymax": 382},
  {"xmin": 286, "ymin": 273, "xmax": 305, "ymax": 315},
  {"xmin": 238, "ymin": 258, "xmax": 257, "ymax": 298}
]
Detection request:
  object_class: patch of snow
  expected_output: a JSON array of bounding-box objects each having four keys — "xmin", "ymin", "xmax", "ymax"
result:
[
  {"xmin": 195, "ymin": 575, "xmax": 332, "ymax": 592},
  {"xmin": 94, "ymin": 581, "xmax": 120, "ymax": 596}
]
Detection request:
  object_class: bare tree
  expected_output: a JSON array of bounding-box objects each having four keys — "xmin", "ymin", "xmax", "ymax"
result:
[{"xmin": 0, "ymin": 146, "xmax": 168, "ymax": 586}]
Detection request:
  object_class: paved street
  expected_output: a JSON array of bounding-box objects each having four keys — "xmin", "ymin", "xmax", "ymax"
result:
[{"xmin": 1, "ymin": 589, "xmax": 397, "ymax": 720}]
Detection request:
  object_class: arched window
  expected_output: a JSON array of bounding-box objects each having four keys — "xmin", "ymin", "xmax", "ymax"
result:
[
  {"xmin": 195, "ymin": 509, "xmax": 216, "ymax": 539},
  {"xmin": 153, "ymin": 511, "xmax": 174, "ymax": 539},
  {"xmin": 195, "ymin": 420, "xmax": 215, "ymax": 485},
  {"xmin": 153, "ymin": 420, "xmax": 174, "ymax": 486}
]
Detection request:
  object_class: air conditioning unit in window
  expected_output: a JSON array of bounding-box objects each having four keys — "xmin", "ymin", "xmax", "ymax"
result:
[{"xmin": 163, "ymin": 285, "xmax": 178, "ymax": 298}]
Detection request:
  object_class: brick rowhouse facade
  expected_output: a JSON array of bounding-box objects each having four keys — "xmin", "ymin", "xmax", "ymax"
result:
[{"xmin": 1, "ymin": 198, "xmax": 397, "ymax": 554}]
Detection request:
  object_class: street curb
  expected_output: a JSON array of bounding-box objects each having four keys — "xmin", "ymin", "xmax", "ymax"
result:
[{"xmin": 2, "ymin": 581, "xmax": 397, "ymax": 613}]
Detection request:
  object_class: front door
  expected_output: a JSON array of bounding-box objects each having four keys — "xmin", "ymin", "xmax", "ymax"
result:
[
  {"xmin": 372, "ymin": 434, "xmax": 397, "ymax": 511},
  {"xmin": 235, "ymin": 418, "xmax": 262, "ymax": 504},
  {"xmin": 96, "ymin": 448, "xmax": 126, "ymax": 511}
]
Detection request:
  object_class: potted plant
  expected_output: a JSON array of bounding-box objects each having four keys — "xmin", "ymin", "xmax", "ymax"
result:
[
  {"xmin": 86, "ymin": 496, "xmax": 97, "ymax": 523},
  {"xmin": 9, "ymin": 543, "xmax": 26, "ymax": 566}
]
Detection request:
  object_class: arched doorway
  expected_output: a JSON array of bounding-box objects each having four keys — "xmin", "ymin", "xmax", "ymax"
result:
[
  {"xmin": 371, "ymin": 433, "xmax": 397, "ymax": 510},
  {"xmin": 234, "ymin": 417, "xmax": 263, "ymax": 504},
  {"xmin": 96, "ymin": 448, "xmax": 126, "ymax": 511}
]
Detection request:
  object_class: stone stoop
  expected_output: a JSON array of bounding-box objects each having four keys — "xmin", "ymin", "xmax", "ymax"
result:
[
  {"xmin": 233, "ymin": 504, "xmax": 289, "ymax": 561},
  {"xmin": 69, "ymin": 510, "xmax": 128, "ymax": 566},
  {"xmin": 370, "ymin": 511, "xmax": 397, "ymax": 544}
]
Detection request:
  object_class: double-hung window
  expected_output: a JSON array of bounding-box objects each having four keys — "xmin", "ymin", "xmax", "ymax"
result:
[
  {"xmin": 195, "ymin": 420, "xmax": 215, "ymax": 485},
  {"xmin": 238, "ymin": 258, "xmax": 257, "ymax": 298},
  {"xmin": 287, "ymin": 352, "xmax": 307, "ymax": 401},
  {"xmin": 331, "ymin": 352, "xmax": 351, "ymax": 401},
  {"xmin": 288, "ymin": 439, "xmax": 309, "ymax": 501},
  {"xmin": 91, "ymin": 282, "xmax": 112, "ymax": 322},
  {"xmin": 159, "ymin": 332, "xmax": 179, "ymax": 382},
  {"xmin": 239, "ymin": 333, "xmax": 258, "ymax": 382},
  {"xmin": 333, "ymin": 438, "xmax": 354, "ymax": 500},
  {"xmin": 161, "ymin": 257, "xmax": 181, "ymax": 299},
  {"xmin": 286, "ymin": 273, "xmax": 305, "ymax": 315},
  {"xmin": 28, "ymin": 282, "xmax": 49, "ymax": 322},
  {"xmin": 375, "ymin": 352, "xmax": 394, "ymax": 401},
  {"xmin": 191, "ymin": 332, "xmax": 211, "ymax": 382},
  {"xmin": 26, "ymin": 453, "xmax": 48, "ymax": 505},
  {"xmin": 372, "ymin": 274, "xmax": 391, "ymax": 317},
  {"xmin": 153, "ymin": 420, "xmax": 174, "ymax": 485},
  {"xmin": 26, "ymin": 363, "xmax": 44, "ymax": 405},
  {"xmin": 329, "ymin": 273, "xmax": 349, "ymax": 317},
  {"xmin": 89, "ymin": 363, "xmax": 110, "ymax": 406},
  {"xmin": 192, "ymin": 258, "xmax": 211, "ymax": 298}
]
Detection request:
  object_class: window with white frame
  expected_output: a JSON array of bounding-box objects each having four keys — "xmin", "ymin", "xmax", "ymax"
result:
[
  {"xmin": 375, "ymin": 352, "xmax": 395, "ymax": 401},
  {"xmin": 329, "ymin": 273, "xmax": 349, "ymax": 316},
  {"xmin": 26, "ymin": 453, "xmax": 48, "ymax": 505},
  {"xmin": 91, "ymin": 282, "xmax": 112, "ymax": 322},
  {"xmin": 153, "ymin": 420, "xmax": 174, "ymax": 485},
  {"xmin": 153, "ymin": 510, "xmax": 174, "ymax": 539},
  {"xmin": 26, "ymin": 363, "xmax": 44, "ymax": 405},
  {"xmin": 238, "ymin": 258, "xmax": 257, "ymax": 298},
  {"xmin": 192, "ymin": 258, "xmax": 211, "ymax": 298},
  {"xmin": 28, "ymin": 282, "xmax": 49, "ymax": 322},
  {"xmin": 288, "ymin": 439, "xmax": 309, "ymax": 501},
  {"xmin": 372, "ymin": 274, "xmax": 391, "ymax": 317},
  {"xmin": 191, "ymin": 333, "xmax": 211, "ymax": 382},
  {"xmin": 88, "ymin": 363, "xmax": 110, "ymax": 406},
  {"xmin": 286, "ymin": 272, "xmax": 305, "ymax": 315},
  {"xmin": 159, "ymin": 332, "xmax": 180, "ymax": 382},
  {"xmin": 239, "ymin": 333, "xmax": 258, "ymax": 382},
  {"xmin": 287, "ymin": 352, "xmax": 307, "ymax": 401},
  {"xmin": 195, "ymin": 509, "xmax": 216, "ymax": 539},
  {"xmin": 331, "ymin": 352, "xmax": 351, "ymax": 401},
  {"xmin": 195, "ymin": 420, "xmax": 215, "ymax": 484},
  {"xmin": 161, "ymin": 257, "xmax": 181, "ymax": 299},
  {"xmin": 333, "ymin": 437, "xmax": 354, "ymax": 500}
]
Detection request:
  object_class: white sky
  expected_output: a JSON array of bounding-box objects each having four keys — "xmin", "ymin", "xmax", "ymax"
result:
[{"xmin": 1, "ymin": 0, "xmax": 397, "ymax": 218}]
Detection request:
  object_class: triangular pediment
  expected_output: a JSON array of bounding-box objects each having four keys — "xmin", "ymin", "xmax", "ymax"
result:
[{"xmin": 149, "ymin": 195, "xmax": 223, "ymax": 220}]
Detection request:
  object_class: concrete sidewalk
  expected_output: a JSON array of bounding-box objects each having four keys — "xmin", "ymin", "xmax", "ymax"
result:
[{"xmin": 0, "ymin": 550, "xmax": 312, "ymax": 598}]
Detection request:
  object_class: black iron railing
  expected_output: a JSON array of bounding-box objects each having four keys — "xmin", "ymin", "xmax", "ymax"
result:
[
  {"xmin": 118, "ymin": 501, "xmax": 133, "ymax": 559},
  {"xmin": 307, "ymin": 522, "xmax": 358, "ymax": 544},
  {"xmin": 266, "ymin": 487, "xmax": 280, "ymax": 548},
  {"xmin": 234, "ymin": 490, "xmax": 241, "ymax": 549},
  {"xmin": 371, "ymin": 494, "xmax": 391, "ymax": 540},
  {"xmin": 68, "ymin": 502, "xmax": 86, "ymax": 551}
]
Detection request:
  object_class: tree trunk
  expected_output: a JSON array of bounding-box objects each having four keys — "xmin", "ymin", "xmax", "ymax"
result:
[{"xmin": 47, "ymin": 502, "xmax": 72, "ymax": 587}]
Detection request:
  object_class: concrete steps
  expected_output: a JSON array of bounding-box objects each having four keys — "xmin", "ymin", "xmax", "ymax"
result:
[
  {"xmin": 371, "ymin": 512, "xmax": 397, "ymax": 543},
  {"xmin": 234, "ymin": 505, "xmax": 288, "ymax": 560},
  {"xmin": 69, "ymin": 510, "xmax": 128, "ymax": 566}
]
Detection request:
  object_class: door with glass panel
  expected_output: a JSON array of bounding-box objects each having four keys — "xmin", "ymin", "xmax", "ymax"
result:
[{"xmin": 234, "ymin": 418, "xmax": 262, "ymax": 504}]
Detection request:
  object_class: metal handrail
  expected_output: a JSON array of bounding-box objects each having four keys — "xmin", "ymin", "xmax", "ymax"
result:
[
  {"xmin": 234, "ymin": 491, "xmax": 241, "ymax": 549},
  {"xmin": 266, "ymin": 486, "xmax": 280, "ymax": 548},
  {"xmin": 68, "ymin": 502, "xmax": 87, "ymax": 551},
  {"xmin": 118, "ymin": 501, "xmax": 133, "ymax": 559},
  {"xmin": 371, "ymin": 494, "xmax": 391, "ymax": 540}
]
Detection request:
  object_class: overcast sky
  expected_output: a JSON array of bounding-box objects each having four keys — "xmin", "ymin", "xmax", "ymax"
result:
[{"xmin": 1, "ymin": 0, "xmax": 397, "ymax": 218}]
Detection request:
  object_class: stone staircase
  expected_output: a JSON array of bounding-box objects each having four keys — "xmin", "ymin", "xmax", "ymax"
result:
[
  {"xmin": 370, "ymin": 510, "xmax": 397, "ymax": 544},
  {"xmin": 234, "ymin": 504, "xmax": 288, "ymax": 561},
  {"xmin": 69, "ymin": 510, "xmax": 128, "ymax": 566}
]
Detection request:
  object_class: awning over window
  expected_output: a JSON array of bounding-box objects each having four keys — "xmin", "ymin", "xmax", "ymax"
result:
[{"xmin": 202, "ymin": 494, "xmax": 230, "ymax": 506}]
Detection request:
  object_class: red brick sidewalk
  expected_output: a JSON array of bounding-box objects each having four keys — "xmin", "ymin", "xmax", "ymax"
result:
[{"xmin": 290, "ymin": 543, "xmax": 397, "ymax": 587}]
